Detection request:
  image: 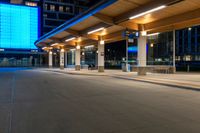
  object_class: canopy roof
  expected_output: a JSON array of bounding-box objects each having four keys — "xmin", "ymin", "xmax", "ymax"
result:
[{"xmin": 35, "ymin": 0, "xmax": 200, "ymax": 50}]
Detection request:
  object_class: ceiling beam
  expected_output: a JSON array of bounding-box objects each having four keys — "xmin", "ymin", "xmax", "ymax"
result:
[
  {"xmin": 93, "ymin": 13, "xmax": 115, "ymax": 25},
  {"xmin": 64, "ymin": 29, "xmax": 80, "ymax": 37},
  {"xmin": 49, "ymin": 37, "xmax": 62, "ymax": 43},
  {"xmin": 144, "ymin": 8, "xmax": 200, "ymax": 32},
  {"xmin": 102, "ymin": 30, "xmax": 124, "ymax": 42},
  {"xmin": 118, "ymin": 21, "xmax": 139, "ymax": 31}
]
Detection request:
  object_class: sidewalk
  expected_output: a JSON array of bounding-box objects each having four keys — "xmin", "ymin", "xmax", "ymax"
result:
[{"xmin": 42, "ymin": 68, "xmax": 200, "ymax": 90}]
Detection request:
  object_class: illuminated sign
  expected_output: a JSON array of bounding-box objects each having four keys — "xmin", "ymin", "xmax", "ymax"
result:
[
  {"xmin": 0, "ymin": 4, "xmax": 39, "ymax": 49},
  {"xmin": 128, "ymin": 46, "xmax": 137, "ymax": 53}
]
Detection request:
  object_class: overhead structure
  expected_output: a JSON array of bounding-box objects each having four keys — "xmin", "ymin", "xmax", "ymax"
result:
[
  {"xmin": 35, "ymin": 0, "xmax": 200, "ymax": 49},
  {"xmin": 35, "ymin": 0, "xmax": 200, "ymax": 72}
]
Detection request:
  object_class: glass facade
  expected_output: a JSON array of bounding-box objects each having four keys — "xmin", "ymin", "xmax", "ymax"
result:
[
  {"xmin": 147, "ymin": 31, "xmax": 173, "ymax": 65},
  {"xmin": 128, "ymin": 39, "xmax": 138, "ymax": 65},
  {"xmin": 67, "ymin": 50, "xmax": 75, "ymax": 66},
  {"xmin": 105, "ymin": 40, "xmax": 126, "ymax": 69},
  {"xmin": 176, "ymin": 25, "xmax": 200, "ymax": 71},
  {"xmin": 0, "ymin": 3, "xmax": 39, "ymax": 49},
  {"xmin": 81, "ymin": 46, "xmax": 97, "ymax": 66},
  {"xmin": 0, "ymin": 52, "xmax": 47, "ymax": 67}
]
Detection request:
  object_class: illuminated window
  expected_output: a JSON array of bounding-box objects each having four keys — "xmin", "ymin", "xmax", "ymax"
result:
[
  {"xmin": 0, "ymin": 4, "xmax": 39, "ymax": 49},
  {"xmin": 44, "ymin": 4, "xmax": 48, "ymax": 10},
  {"xmin": 59, "ymin": 6, "xmax": 63, "ymax": 12},
  {"xmin": 50, "ymin": 5, "xmax": 55, "ymax": 11},
  {"xmin": 25, "ymin": 2, "xmax": 37, "ymax": 7},
  {"xmin": 65, "ymin": 6, "xmax": 70, "ymax": 12}
]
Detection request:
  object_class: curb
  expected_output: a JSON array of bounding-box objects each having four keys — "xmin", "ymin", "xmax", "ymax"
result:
[
  {"xmin": 44, "ymin": 69, "xmax": 200, "ymax": 91},
  {"xmin": 111, "ymin": 75, "xmax": 200, "ymax": 92}
]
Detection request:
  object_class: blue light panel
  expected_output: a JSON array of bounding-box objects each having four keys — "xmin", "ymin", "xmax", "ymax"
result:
[
  {"xmin": 0, "ymin": 4, "xmax": 39, "ymax": 49},
  {"xmin": 128, "ymin": 46, "xmax": 138, "ymax": 53}
]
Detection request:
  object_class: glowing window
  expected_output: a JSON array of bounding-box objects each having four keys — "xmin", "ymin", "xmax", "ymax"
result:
[{"xmin": 0, "ymin": 4, "xmax": 40, "ymax": 49}]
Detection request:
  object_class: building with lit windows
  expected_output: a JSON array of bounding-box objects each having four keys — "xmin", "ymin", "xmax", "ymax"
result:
[
  {"xmin": 8, "ymin": 0, "xmax": 95, "ymax": 35},
  {"xmin": 19, "ymin": 0, "xmax": 94, "ymax": 35}
]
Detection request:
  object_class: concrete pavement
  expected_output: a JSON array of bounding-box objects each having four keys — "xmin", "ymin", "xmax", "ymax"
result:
[
  {"xmin": 44, "ymin": 68, "xmax": 200, "ymax": 90},
  {"xmin": 1, "ymin": 68, "xmax": 200, "ymax": 133}
]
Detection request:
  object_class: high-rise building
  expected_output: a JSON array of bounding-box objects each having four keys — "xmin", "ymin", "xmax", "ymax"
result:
[
  {"xmin": 0, "ymin": 0, "xmax": 99, "ymax": 67},
  {"xmin": 1, "ymin": 0, "xmax": 11, "ymax": 3},
  {"xmin": 9, "ymin": 0, "xmax": 94, "ymax": 35},
  {"xmin": 5, "ymin": 0, "xmax": 100, "ymax": 36}
]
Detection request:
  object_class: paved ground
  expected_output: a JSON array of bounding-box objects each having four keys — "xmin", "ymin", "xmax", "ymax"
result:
[
  {"xmin": 1, "ymin": 68, "xmax": 200, "ymax": 133},
  {"xmin": 46, "ymin": 68, "xmax": 200, "ymax": 90}
]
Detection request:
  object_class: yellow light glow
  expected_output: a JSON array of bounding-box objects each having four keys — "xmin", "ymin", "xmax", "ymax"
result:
[
  {"xmin": 76, "ymin": 45, "xmax": 80, "ymax": 49},
  {"xmin": 141, "ymin": 31, "xmax": 147, "ymax": 36},
  {"xmin": 100, "ymin": 40, "xmax": 105, "ymax": 45},
  {"xmin": 61, "ymin": 49, "xmax": 65, "ymax": 52}
]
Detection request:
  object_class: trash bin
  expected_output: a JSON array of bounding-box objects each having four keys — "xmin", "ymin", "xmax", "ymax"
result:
[{"xmin": 122, "ymin": 63, "xmax": 130, "ymax": 72}]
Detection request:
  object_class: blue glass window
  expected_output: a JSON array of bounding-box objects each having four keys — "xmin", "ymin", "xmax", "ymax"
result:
[{"xmin": 0, "ymin": 4, "xmax": 39, "ymax": 49}]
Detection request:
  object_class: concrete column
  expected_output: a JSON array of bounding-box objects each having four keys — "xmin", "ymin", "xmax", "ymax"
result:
[
  {"xmin": 137, "ymin": 32, "xmax": 147, "ymax": 76},
  {"xmin": 48, "ymin": 51, "xmax": 53, "ymax": 68},
  {"xmin": 29, "ymin": 56, "xmax": 33, "ymax": 66},
  {"xmin": 137, "ymin": 32, "xmax": 147, "ymax": 66},
  {"xmin": 172, "ymin": 30, "xmax": 176, "ymax": 73},
  {"xmin": 60, "ymin": 49, "xmax": 65, "ymax": 70},
  {"xmin": 65, "ymin": 51, "xmax": 68, "ymax": 68},
  {"xmin": 75, "ymin": 47, "xmax": 81, "ymax": 71},
  {"xmin": 98, "ymin": 41, "xmax": 105, "ymax": 72}
]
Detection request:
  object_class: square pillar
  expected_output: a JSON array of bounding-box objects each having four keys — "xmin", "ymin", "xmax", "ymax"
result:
[
  {"xmin": 60, "ymin": 49, "xmax": 65, "ymax": 70},
  {"xmin": 75, "ymin": 47, "xmax": 81, "ymax": 71},
  {"xmin": 98, "ymin": 41, "xmax": 105, "ymax": 72},
  {"xmin": 137, "ymin": 33, "xmax": 147, "ymax": 66},
  {"xmin": 48, "ymin": 51, "xmax": 53, "ymax": 68},
  {"xmin": 172, "ymin": 30, "xmax": 176, "ymax": 73},
  {"xmin": 137, "ymin": 32, "xmax": 147, "ymax": 76},
  {"xmin": 65, "ymin": 51, "xmax": 68, "ymax": 68}
]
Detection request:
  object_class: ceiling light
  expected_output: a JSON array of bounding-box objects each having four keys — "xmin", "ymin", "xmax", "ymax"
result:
[
  {"xmin": 60, "ymin": 49, "xmax": 65, "ymax": 52},
  {"xmin": 76, "ymin": 45, "xmax": 80, "ymax": 49},
  {"xmin": 129, "ymin": 5, "xmax": 166, "ymax": 20},
  {"xmin": 65, "ymin": 37, "xmax": 76, "ymax": 42},
  {"xmin": 100, "ymin": 40, "xmax": 105, "ymax": 45},
  {"xmin": 70, "ymin": 48, "xmax": 76, "ymax": 51},
  {"xmin": 141, "ymin": 31, "xmax": 147, "ymax": 36},
  {"xmin": 51, "ymin": 43, "xmax": 58, "ymax": 46},
  {"xmin": 87, "ymin": 27, "xmax": 104, "ymax": 34},
  {"xmin": 42, "ymin": 47, "xmax": 47, "ymax": 50},
  {"xmin": 147, "ymin": 33, "xmax": 160, "ymax": 36},
  {"xmin": 85, "ymin": 45, "xmax": 94, "ymax": 49}
]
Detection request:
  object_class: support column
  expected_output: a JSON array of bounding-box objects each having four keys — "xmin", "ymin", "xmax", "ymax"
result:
[
  {"xmin": 137, "ymin": 33, "xmax": 147, "ymax": 66},
  {"xmin": 75, "ymin": 46, "xmax": 81, "ymax": 71},
  {"xmin": 98, "ymin": 40, "xmax": 105, "ymax": 72},
  {"xmin": 65, "ymin": 51, "xmax": 68, "ymax": 68},
  {"xmin": 137, "ymin": 32, "xmax": 147, "ymax": 75},
  {"xmin": 48, "ymin": 51, "xmax": 53, "ymax": 68},
  {"xmin": 60, "ymin": 49, "xmax": 65, "ymax": 70},
  {"xmin": 172, "ymin": 30, "xmax": 176, "ymax": 73}
]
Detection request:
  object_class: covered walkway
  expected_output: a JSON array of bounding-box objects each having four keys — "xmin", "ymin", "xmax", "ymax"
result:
[{"xmin": 35, "ymin": 0, "xmax": 200, "ymax": 75}]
